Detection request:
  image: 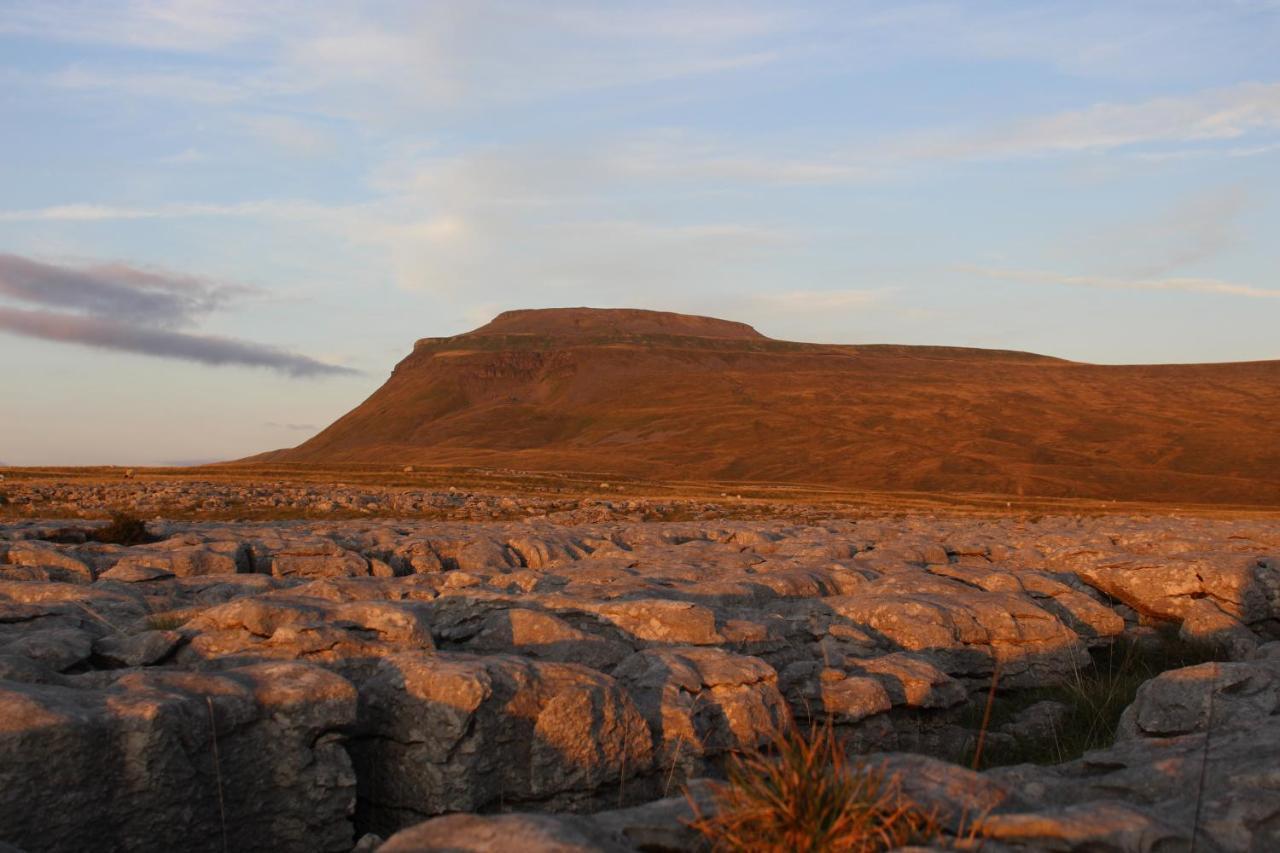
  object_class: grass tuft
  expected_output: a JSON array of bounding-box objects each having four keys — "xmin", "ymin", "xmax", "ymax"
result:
[
  {"xmin": 89, "ymin": 512, "xmax": 157, "ymax": 546},
  {"xmin": 688, "ymin": 721, "xmax": 939, "ymax": 852},
  {"xmin": 966, "ymin": 626, "xmax": 1228, "ymax": 768},
  {"xmin": 145, "ymin": 613, "xmax": 189, "ymax": 631}
]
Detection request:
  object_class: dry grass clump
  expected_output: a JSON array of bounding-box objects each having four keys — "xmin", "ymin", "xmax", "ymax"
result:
[
  {"xmin": 145, "ymin": 612, "xmax": 190, "ymax": 631},
  {"xmin": 89, "ymin": 512, "xmax": 156, "ymax": 546},
  {"xmin": 688, "ymin": 722, "xmax": 938, "ymax": 852}
]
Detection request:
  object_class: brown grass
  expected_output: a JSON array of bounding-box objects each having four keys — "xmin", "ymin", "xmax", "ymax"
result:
[
  {"xmin": 256, "ymin": 308, "xmax": 1280, "ymax": 506},
  {"xmin": 687, "ymin": 722, "xmax": 939, "ymax": 852}
]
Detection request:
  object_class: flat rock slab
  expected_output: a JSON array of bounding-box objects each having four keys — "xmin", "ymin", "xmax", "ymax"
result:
[{"xmin": 0, "ymin": 513, "xmax": 1277, "ymax": 850}]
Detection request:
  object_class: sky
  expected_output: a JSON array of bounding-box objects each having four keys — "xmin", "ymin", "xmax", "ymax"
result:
[{"xmin": 1, "ymin": 1, "xmax": 1279, "ymax": 465}]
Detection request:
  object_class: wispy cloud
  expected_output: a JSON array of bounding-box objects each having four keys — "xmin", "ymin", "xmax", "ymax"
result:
[
  {"xmin": 0, "ymin": 254, "xmax": 355, "ymax": 375},
  {"xmin": 0, "ymin": 252, "xmax": 242, "ymax": 325},
  {"xmin": 264, "ymin": 421, "xmax": 318, "ymax": 431},
  {"xmin": 0, "ymin": 199, "xmax": 336, "ymax": 222},
  {"xmin": 0, "ymin": 0, "xmax": 270, "ymax": 52},
  {"xmin": 962, "ymin": 264, "xmax": 1280, "ymax": 299},
  {"xmin": 917, "ymin": 82, "xmax": 1280, "ymax": 161},
  {"xmin": 750, "ymin": 289, "xmax": 887, "ymax": 312},
  {"xmin": 240, "ymin": 114, "xmax": 335, "ymax": 155},
  {"xmin": 1058, "ymin": 186, "xmax": 1253, "ymax": 279}
]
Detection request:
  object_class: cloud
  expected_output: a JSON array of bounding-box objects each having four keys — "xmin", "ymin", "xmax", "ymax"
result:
[
  {"xmin": 49, "ymin": 64, "xmax": 258, "ymax": 104},
  {"xmin": 0, "ymin": 0, "xmax": 281, "ymax": 52},
  {"xmin": 264, "ymin": 421, "xmax": 319, "ymax": 431},
  {"xmin": 14, "ymin": 1, "xmax": 791, "ymax": 122},
  {"xmin": 1062, "ymin": 186, "xmax": 1253, "ymax": 279},
  {"xmin": 0, "ymin": 253, "xmax": 238, "ymax": 326},
  {"xmin": 0, "ymin": 254, "xmax": 355, "ymax": 375},
  {"xmin": 749, "ymin": 289, "xmax": 887, "ymax": 312},
  {"xmin": 962, "ymin": 265, "xmax": 1280, "ymax": 300},
  {"xmin": 240, "ymin": 114, "xmax": 335, "ymax": 155},
  {"xmin": 916, "ymin": 82, "xmax": 1280, "ymax": 161}
]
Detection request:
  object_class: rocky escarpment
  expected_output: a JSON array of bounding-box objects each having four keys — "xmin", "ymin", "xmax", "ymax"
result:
[{"xmin": 0, "ymin": 512, "xmax": 1278, "ymax": 851}]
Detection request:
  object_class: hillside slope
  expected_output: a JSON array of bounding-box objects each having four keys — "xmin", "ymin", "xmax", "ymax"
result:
[{"xmin": 256, "ymin": 308, "xmax": 1280, "ymax": 504}]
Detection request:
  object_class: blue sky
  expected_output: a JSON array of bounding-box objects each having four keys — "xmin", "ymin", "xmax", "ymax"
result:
[{"xmin": 1, "ymin": 1, "xmax": 1278, "ymax": 464}]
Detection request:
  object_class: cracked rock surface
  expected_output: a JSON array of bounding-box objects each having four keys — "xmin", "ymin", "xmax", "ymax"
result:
[{"xmin": 0, "ymin": 511, "xmax": 1278, "ymax": 851}]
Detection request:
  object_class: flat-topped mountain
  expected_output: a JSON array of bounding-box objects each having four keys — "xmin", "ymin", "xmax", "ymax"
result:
[
  {"xmin": 468, "ymin": 307, "xmax": 765, "ymax": 340},
  {"xmin": 256, "ymin": 308, "xmax": 1280, "ymax": 504}
]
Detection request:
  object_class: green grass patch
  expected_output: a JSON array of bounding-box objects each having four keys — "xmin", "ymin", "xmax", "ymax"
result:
[{"xmin": 964, "ymin": 626, "xmax": 1228, "ymax": 768}]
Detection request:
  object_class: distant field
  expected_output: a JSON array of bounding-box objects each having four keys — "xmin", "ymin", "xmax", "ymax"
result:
[{"xmin": 4, "ymin": 463, "xmax": 1279, "ymax": 520}]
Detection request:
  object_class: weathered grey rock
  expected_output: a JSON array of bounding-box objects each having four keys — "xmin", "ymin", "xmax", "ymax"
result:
[
  {"xmin": 107, "ymin": 545, "xmax": 247, "ymax": 579},
  {"xmin": 352, "ymin": 652, "xmax": 653, "ymax": 836},
  {"xmin": 974, "ymin": 802, "xmax": 1194, "ymax": 852},
  {"xmin": 3, "ymin": 544, "xmax": 93, "ymax": 583},
  {"xmin": 92, "ymin": 629, "xmax": 181, "ymax": 667},
  {"xmin": 179, "ymin": 596, "xmax": 435, "ymax": 667},
  {"xmin": 778, "ymin": 660, "xmax": 892, "ymax": 722},
  {"xmin": 0, "ymin": 662, "xmax": 358, "ymax": 853},
  {"xmin": 586, "ymin": 780, "xmax": 715, "ymax": 852},
  {"xmin": 990, "ymin": 704, "xmax": 1280, "ymax": 852},
  {"xmin": 0, "ymin": 627, "xmax": 93, "ymax": 671},
  {"xmin": 614, "ymin": 646, "xmax": 789, "ymax": 775},
  {"xmin": 1116, "ymin": 660, "xmax": 1280, "ymax": 740},
  {"xmin": 460, "ymin": 607, "xmax": 631, "ymax": 670},
  {"xmin": 0, "ymin": 652, "xmax": 68, "ymax": 685},
  {"xmin": 1077, "ymin": 554, "xmax": 1275, "ymax": 639},
  {"xmin": 848, "ymin": 651, "xmax": 968, "ymax": 709},
  {"xmin": 999, "ymin": 699, "xmax": 1071, "ymax": 743},
  {"xmin": 825, "ymin": 576, "xmax": 1087, "ymax": 685},
  {"xmin": 98, "ymin": 562, "xmax": 176, "ymax": 583},
  {"xmin": 587, "ymin": 599, "xmax": 723, "ymax": 646},
  {"xmin": 379, "ymin": 812, "xmax": 627, "ymax": 853},
  {"xmin": 1, "ymin": 513, "xmax": 1278, "ymax": 851},
  {"xmin": 270, "ymin": 540, "xmax": 371, "ymax": 578},
  {"xmin": 0, "ymin": 563, "xmax": 93, "ymax": 584},
  {"xmin": 871, "ymin": 753, "xmax": 1021, "ymax": 834}
]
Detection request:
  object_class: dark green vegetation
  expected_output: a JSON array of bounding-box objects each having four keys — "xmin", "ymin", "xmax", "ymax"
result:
[
  {"xmin": 89, "ymin": 512, "xmax": 157, "ymax": 546},
  {"xmin": 965, "ymin": 627, "xmax": 1228, "ymax": 769}
]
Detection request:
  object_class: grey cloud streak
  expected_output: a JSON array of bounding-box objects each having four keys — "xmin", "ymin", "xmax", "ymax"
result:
[
  {"xmin": 0, "ymin": 306, "xmax": 354, "ymax": 377},
  {"xmin": 0, "ymin": 253, "xmax": 353, "ymax": 376},
  {"xmin": 0, "ymin": 253, "xmax": 235, "ymax": 326}
]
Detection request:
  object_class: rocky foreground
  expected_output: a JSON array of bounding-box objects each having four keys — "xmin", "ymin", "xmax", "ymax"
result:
[{"xmin": 1, "ymin": 508, "xmax": 1278, "ymax": 852}]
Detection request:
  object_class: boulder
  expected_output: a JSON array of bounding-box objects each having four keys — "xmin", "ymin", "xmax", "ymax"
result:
[
  {"xmin": 179, "ymin": 596, "xmax": 435, "ymax": 668},
  {"xmin": 92, "ymin": 630, "xmax": 182, "ymax": 668},
  {"xmin": 1116, "ymin": 659, "xmax": 1280, "ymax": 740},
  {"xmin": 379, "ymin": 812, "xmax": 627, "ymax": 853},
  {"xmin": 0, "ymin": 627, "xmax": 93, "ymax": 671},
  {"xmin": 3, "ymin": 545, "xmax": 93, "ymax": 583},
  {"xmin": 460, "ymin": 607, "xmax": 631, "ymax": 670},
  {"xmin": 0, "ymin": 662, "xmax": 358, "ymax": 853},
  {"xmin": 587, "ymin": 599, "xmax": 723, "ymax": 646},
  {"xmin": 613, "ymin": 647, "xmax": 790, "ymax": 776},
  {"xmin": 351, "ymin": 653, "xmax": 653, "ymax": 836}
]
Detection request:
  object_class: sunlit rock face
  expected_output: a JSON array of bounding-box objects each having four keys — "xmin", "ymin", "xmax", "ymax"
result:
[{"xmin": 0, "ymin": 511, "xmax": 1278, "ymax": 851}]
